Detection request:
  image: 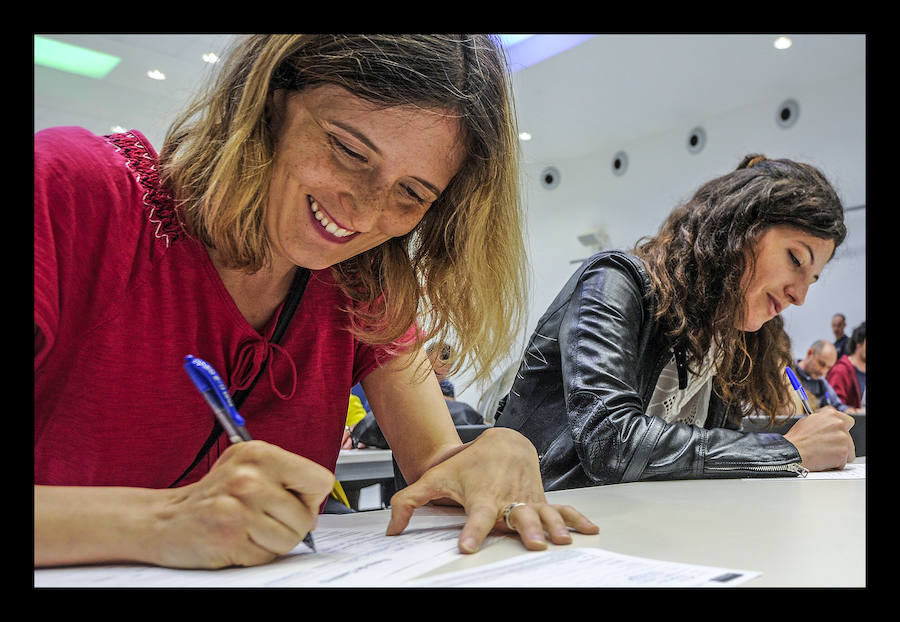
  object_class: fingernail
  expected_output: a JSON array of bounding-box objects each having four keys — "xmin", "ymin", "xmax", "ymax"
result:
[
  {"xmin": 460, "ymin": 537, "xmax": 478, "ymax": 553},
  {"xmin": 530, "ymin": 538, "xmax": 549, "ymax": 550}
]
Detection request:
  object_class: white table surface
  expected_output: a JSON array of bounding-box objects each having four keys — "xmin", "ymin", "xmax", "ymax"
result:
[
  {"xmin": 34, "ymin": 458, "xmax": 865, "ymax": 588},
  {"xmin": 322, "ymin": 457, "xmax": 866, "ymax": 587}
]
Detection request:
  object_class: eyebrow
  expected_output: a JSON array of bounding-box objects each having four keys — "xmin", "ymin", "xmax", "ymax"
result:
[
  {"xmin": 330, "ymin": 120, "xmax": 443, "ymax": 197},
  {"xmin": 331, "ymin": 120, "xmax": 380, "ymax": 155}
]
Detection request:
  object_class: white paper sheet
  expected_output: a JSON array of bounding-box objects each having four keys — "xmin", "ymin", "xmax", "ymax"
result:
[
  {"xmin": 408, "ymin": 547, "xmax": 761, "ymax": 588},
  {"xmin": 804, "ymin": 462, "xmax": 866, "ymax": 479},
  {"xmin": 743, "ymin": 462, "xmax": 866, "ymax": 481},
  {"xmin": 34, "ymin": 518, "xmax": 496, "ymax": 588}
]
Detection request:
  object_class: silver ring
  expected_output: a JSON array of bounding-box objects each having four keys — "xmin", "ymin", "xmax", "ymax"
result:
[{"xmin": 501, "ymin": 502, "xmax": 527, "ymax": 530}]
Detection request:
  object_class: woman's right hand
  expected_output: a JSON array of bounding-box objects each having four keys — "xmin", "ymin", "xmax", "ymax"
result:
[
  {"xmin": 783, "ymin": 406, "xmax": 856, "ymax": 471},
  {"xmin": 34, "ymin": 440, "xmax": 334, "ymax": 569},
  {"xmin": 151, "ymin": 440, "xmax": 334, "ymax": 568}
]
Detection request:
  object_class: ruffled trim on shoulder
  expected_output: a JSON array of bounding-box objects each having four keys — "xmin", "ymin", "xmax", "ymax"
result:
[{"xmin": 105, "ymin": 131, "xmax": 184, "ymax": 247}]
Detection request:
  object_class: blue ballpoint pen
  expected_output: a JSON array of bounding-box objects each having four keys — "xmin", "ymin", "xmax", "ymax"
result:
[
  {"xmin": 785, "ymin": 366, "xmax": 814, "ymax": 415},
  {"xmin": 183, "ymin": 355, "xmax": 316, "ymax": 552}
]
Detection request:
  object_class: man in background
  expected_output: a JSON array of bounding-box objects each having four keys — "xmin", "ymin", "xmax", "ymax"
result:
[
  {"xmin": 795, "ymin": 339, "xmax": 862, "ymax": 413},
  {"xmin": 832, "ymin": 313, "xmax": 850, "ymax": 358}
]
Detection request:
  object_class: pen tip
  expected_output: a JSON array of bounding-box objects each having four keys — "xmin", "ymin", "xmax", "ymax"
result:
[{"xmin": 304, "ymin": 532, "xmax": 316, "ymax": 552}]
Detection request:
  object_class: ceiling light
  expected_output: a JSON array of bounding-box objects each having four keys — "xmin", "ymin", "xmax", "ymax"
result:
[
  {"xmin": 519, "ymin": 131, "xmax": 532, "ymax": 141},
  {"xmin": 33, "ymin": 35, "xmax": 121, "ymax": 79},
  {"xmin": 146, "ymin": 69, "xmax": 166, "ymax": 80},
  {"xmin": 774, "ymin": 36, "xmax": 792, "ymax": 50},
  {"xmin": 202, "ymin": 52, "xmax": 219, "ymax": 64}
]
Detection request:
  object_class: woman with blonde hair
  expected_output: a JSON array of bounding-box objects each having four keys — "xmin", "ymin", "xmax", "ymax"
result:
[
  {"xmin": 34, "ymin": 34, "xmax": 596, "ymax": 569},
  {"xmin": 497, "ymin": 155, "xmax": 856, "ymax": 490}
]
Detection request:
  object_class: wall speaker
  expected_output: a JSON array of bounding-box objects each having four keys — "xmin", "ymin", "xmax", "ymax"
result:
[
  {"xmin": 776, "ymin": 99, "xmax": 800, "ymax": 129},
  {"xmin": 687, "ymin": 126, "xmax": 706, "ymax": 154},
  {"xmin": 611, "ymin": 151, "xmax": 628, "ymax": 176},
  {"xmin": 540, "ymin": 166, "xmax": 560, "ymax": 189}
]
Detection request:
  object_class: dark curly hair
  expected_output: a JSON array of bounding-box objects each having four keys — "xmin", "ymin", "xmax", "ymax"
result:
[
  {"xmin": 634, "ymin": 155, "xmax": 847, "ymax": 423},
  {"xmin": 849, "ymin": 321, "xmax": 866, "ymax": 355}
]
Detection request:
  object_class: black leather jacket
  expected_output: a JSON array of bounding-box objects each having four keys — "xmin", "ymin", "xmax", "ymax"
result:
[{"xmin": 496, "ymin": 251, "xmax": 805, "ymax": 491}]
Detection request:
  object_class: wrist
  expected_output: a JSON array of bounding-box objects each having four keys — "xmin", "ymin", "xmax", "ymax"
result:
[
  {"xmin": 781, "ymin": 430, "xmax": 807, "ymax": 464},
  {"xmin": 34, "ymin": 485, "xmax": 177, "ymax": 567}
]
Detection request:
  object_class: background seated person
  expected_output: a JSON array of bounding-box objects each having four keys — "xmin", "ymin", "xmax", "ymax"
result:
[
  {"xmin": 826, "ymin": 321, "xmax": 866, "ymax": 411},
  {"xmin": 427, "ymin": 341, "xmax": 485, "ymax": 426},
  {"xmin": 795, "ymin": 340, "xmax": 862, "ymax": 413}
]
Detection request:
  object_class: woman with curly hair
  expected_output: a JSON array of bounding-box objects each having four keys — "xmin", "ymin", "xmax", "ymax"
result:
[
  {"xmin": 34, "ymin": 35, "xmax": 597, "ymax": 569},
  {"xmin": 497, "ymin": 154, "xmax": 856, "ymax": 490}
]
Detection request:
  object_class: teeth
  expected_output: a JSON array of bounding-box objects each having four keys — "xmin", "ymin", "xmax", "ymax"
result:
[{"xmin": 309, "ymin": 197, "xmax": 355, "ymax": 238}]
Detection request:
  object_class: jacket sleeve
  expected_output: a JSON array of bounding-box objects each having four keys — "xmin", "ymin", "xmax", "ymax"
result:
[{"xmin": 558, "ymin": 258, "xmax": 803, "ymax": 483}]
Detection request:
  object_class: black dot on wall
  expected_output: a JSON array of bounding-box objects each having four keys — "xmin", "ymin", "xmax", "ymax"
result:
[
  {"xmin": 776, "ymin": 99, "xmax": 800, "ymax": 129},
  {"xmin": 611, "ymin": 151, "xmax": 628, "ymax": 176}
]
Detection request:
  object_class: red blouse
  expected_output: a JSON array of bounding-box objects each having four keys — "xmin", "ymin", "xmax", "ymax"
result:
[{"xmin": 34, "ymin": 127, "xmax": 397, "ymax": 488}]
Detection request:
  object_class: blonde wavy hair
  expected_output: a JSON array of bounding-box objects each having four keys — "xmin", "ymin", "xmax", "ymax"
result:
[{"xmin": 158, "ymin": 35, "xmax": 527, "ymax": 384}]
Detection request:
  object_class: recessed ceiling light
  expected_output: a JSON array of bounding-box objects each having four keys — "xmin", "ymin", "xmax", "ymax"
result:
[
  {"xmin": 774, "ymin": 36, "xmax": 792, "ymax": 50},
  {"xmin": 147, "ymin": 69, "xmax": 166, "ymax": 80},
  {"xmin": 519, "ymin": 131, "xmax": 532, "ymax": 141},
  {"xmin": 202, "ymin": 52, "xmax": 219, "ymax": 64},
  {"xmin": 34, "ymin": 35, "xmax": 121, "ymax": 79}
]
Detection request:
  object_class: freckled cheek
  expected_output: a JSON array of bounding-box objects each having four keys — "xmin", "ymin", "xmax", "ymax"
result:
[
  {"xmin": 379, "ymin": 209, "xmax": 428, "ymax": 237},
  {"xmin": 352, "ymin": 183, "xmax": 428, "ymax": 236}
]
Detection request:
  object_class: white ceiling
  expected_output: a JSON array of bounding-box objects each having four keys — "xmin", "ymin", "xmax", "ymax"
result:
[{"xmin": 34, "ymin": 33, "xmax": 866, "ymax": 166}]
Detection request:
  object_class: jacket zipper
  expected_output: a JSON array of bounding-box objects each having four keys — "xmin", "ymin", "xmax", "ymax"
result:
[{"xmin": 707, "ymin": 463, "xmax": 809, "ymax": 477}]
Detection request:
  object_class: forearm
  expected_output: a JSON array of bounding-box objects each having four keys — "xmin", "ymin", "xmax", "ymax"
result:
[
  {"xmin": 34, "ymin": 484, "xmax": 170, "ymax": 567},
  {"xmin": 361, "ymin": 349, "xmax": 464, "ymax": 484}
]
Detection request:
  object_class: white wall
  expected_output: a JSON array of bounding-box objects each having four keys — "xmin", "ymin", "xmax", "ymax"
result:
[{"xmin": 456, "ymin": 68, "xmax": 865, "ymax": 408}]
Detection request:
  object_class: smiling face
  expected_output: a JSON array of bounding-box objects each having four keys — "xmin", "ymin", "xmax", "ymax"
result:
[
  {"xmin": 739, "ymin": 226, "xmax": 835, "ymax": 332},
  {"xmin": 265, "ymin": 84, "xmax": 466, "ymax": 272}
]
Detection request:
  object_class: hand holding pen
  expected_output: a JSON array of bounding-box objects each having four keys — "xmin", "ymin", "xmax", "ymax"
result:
[
  {"xmin": 782, "ymin": 366, "xmax": 856, "ymax": 472},
  {"xmin": 182, "ymin": 355, "xmax": 333, "ymax": 560}
]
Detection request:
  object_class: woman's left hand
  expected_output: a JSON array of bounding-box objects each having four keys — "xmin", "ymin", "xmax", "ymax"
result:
[{"xmin": 385, "ymin": 426, "xmax": 599, "ymax": 553}]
